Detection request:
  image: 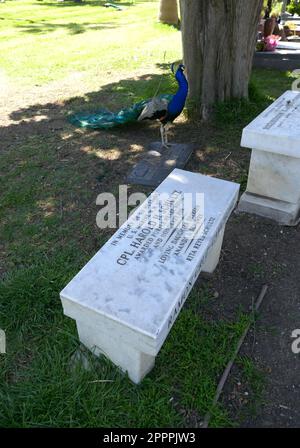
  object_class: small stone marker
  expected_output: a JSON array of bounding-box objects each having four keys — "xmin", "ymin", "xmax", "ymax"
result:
[
  {"xmin": 60, "ymin": 169, "xmax": 240, "ymax": 383},
  {"xmin": 238, "ymin": 90, "xmax": 300, "ymax": 225},
  {"xmin": 254, "ymin": 49, "xmax": 300, "ymax": 71},
  {"xmin": 127, "ymin": 142, "xmax": 195, "ymax": 187},
  {"xmin": 277, "ymin": 41, "xmax": 300, "ymax": 51}
]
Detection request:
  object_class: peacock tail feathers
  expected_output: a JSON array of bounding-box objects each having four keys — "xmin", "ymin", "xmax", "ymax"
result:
[{"xmin": 69, "ymin": 94, "xmax": 173, "ymax": 130}]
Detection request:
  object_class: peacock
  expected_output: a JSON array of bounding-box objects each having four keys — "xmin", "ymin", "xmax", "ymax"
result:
[
  {"xmin": 137, "ymin": 63, "xmax": 188, "ymax": 147},
  {"xmin": 69, "ymin": 63, "xmax": 188, "ymax": 148}
]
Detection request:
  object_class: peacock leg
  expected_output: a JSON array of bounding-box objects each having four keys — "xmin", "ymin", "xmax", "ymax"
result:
[
  {"xmin": 160, "ymin": 126, "xmax": 167, "ymax": 149},
  {"xmin": 160, "ymin": 124, "xmax": 165, "ymax": 147},
  {"xmin": 159, "ymin": 125, "xmax": 169, "ymax": 149},
  {"xmin": 163, "ymin": 123, "xmax": 171, "ymax": 149}
]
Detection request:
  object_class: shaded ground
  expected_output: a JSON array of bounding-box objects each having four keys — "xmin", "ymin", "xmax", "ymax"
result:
[
  {"xmin": 201, "ymin": 213, "xmax": 300, "ymax": 428},
  {"xmin": 1, "ymin": 65, "xmax": 299, "ymax": 427}
]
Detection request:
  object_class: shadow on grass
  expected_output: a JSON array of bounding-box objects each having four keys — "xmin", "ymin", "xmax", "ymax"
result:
[
  {"xmin": 2, "ymin": 68, "xmax": 294, "ymax": 212},
  {"xmin": 35, "ymin": 0, "xmax": 137, "ymax": 8},
  {"xmin": 0, "ymin": 66, "xmax": 264, "ymax": 289},
  {"xmin": 1, "ymin": 71, "xmax": 181, "ymax": 277},
  {"xmin": 5, "ymin": 0, "xmax": 140, "ymax": 35},
  {"xmin": 1, "ymin": 67, "xmax": 293, "ymax": 283},
  {"xmin": 3, "ymin": 67, "xmax": 294, "ymax": 152},
  {"xmin": 16, "ymin": 20, "xmax": 118, "ymax": 34}
]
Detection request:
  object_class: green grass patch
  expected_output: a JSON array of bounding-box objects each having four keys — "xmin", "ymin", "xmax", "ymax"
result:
[
  {"xmin": 0, "ymin": 258, "xmax": 249, "ymax": 427},
  {"xmin": 215, "ymin": 69, "xmax": 295, "ymax": 129},
  {"xmin": 0, "ymin": 0, "xmax": 181, "ymax": 86}
]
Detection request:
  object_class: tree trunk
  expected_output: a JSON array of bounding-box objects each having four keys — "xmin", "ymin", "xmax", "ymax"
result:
[
  {"xmin": 267, "ymin": 0, "xmax": 273, "ymax": 12},
  {"xmin": 180, "ymin": 0, "xmax": 263, "ymax": 119},
  {"xmin": 281, "ymin": 0, "xmax": 288, "ymax": 14},
  {"xmin": 158, "ymin": 0, "xmax": 179, "ymax": 25}
]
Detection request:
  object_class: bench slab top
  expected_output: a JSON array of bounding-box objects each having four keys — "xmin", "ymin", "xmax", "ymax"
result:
[
  {"xmin": 241, "ymin": 90, "xmax": 300, "ymax": 158},
  {"xmin": 60, "ymin": 169, "xmax": 239, "ymax": 348}
]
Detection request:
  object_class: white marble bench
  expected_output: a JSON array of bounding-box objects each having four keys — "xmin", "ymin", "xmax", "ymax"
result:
[
  {"xmin": 60, "ymin": 169, "xmax": 240, "ymax": 383},
  {"xmin": 238, "ymin": 90, "xmax": 300, "ymax": 226}
]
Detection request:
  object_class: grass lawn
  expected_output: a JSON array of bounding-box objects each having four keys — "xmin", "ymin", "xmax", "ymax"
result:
[
  {"xmin": 0, "ymin": 0, "xmax": 180, "ymax": 87},
  {"xmin": 0, "ymin": 0, "xmax": 297, "ymax": 428}
]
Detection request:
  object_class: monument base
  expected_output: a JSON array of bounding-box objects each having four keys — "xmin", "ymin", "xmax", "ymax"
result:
[
  {"xmin": 253, "ymin": 49, "xmax": 300, "ymax": 71},
  {"xmin": 76, "ymin": 320, "xmax": 155, "ymax": 384},
  {"xmin": 127, "ymin": 142, "xmax": 195, "ymax": 187},
  {"xmin": 238, "ymin": 192, "xmax": 300, "ymax": 226}
]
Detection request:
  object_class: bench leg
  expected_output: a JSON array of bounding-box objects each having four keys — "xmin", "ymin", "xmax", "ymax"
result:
[
  {"xmin": 202, "ymin": 226, "xmax": 225, "ymax": 274},
  {"xmin": 76, "ymin": 320, "xmax": 155, "ymax": 384}
]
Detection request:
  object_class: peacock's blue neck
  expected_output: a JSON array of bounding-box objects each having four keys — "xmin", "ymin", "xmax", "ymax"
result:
[{"xmin": 167, "ymin": 70, "xmax": 188, "ymax": 118}]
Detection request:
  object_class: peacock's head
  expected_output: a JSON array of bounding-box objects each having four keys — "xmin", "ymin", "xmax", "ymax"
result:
[{"xmin": 171, "ymin": 62, "xmax": 185, "ymax": 74}]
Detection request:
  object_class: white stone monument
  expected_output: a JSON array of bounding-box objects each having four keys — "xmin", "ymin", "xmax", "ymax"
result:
[
  {"xmin": 238, "ymin": 90, "xmax": 300, "ymax": 226},
  {"xmin": 60, "ymin": 169, "xmax": 240, "ymax": 383},
  {"xmin": 277, "ymin": 42, "xmax": 300, "ymax": 51}
]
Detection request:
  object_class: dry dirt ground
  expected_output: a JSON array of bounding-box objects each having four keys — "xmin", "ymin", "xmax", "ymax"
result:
[
  {"xmin": 203, "ymin": 213, "xmax": 300, "ymax": 427},
  {"xmin": 1, "ymin": 74, "xmax": 300, "ymax": 428}
]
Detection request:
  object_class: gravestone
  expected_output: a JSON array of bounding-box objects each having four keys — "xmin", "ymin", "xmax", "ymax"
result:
[
  {"xmin": 254, "ymin": 49, "xmax": 300, "ymax": 71},
  {"xmin": 238, "ymin": 90, "xmax": 300, "ymax": 225},
  {"xmin": 283, "ymin": 16, "xmax": 300, "ymax": 25},
  {"xmin": 60, "ymin": 169, "xmax": 240, "ymax": 383},
  {"xmin": 127, "ymin": 142, "xmax": 195, "ymax": 187},
  {"xmin": 277, "ymin": 41, "xmax": 300, "ymax": 50}
]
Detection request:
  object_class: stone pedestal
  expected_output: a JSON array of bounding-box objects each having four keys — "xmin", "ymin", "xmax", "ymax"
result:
[
  {"xmin": 76, "ymin": 320, "xmax": 155, "ymax": 384},
  {"xmin": 60, "ymin": 169, "xmax": 240, "ymax": 384},
  {"xmin": 238, "ymin": 90, "xmax": 300, "ymax": 226}
]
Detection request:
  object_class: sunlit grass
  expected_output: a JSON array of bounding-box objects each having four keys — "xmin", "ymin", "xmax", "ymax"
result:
[{"xmin": 0, "ymin": 0, "xmax": 181, "ymax": 86}]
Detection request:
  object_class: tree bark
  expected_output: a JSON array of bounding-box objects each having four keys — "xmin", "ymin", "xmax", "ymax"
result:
[
  {"xmin": 180, "ymin": 0, "xmax": 263, "ymax": 119},
  {"xmin": 281, "ymin": 0, "xmax": 288, "ymax": 14},
  {"xmin": 267, "ymin": 0, "xmax": 273, "ymax": 12},
  {"xmin": 158, "ymin": 0, "xmax": 179, "ymax": 25}
]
